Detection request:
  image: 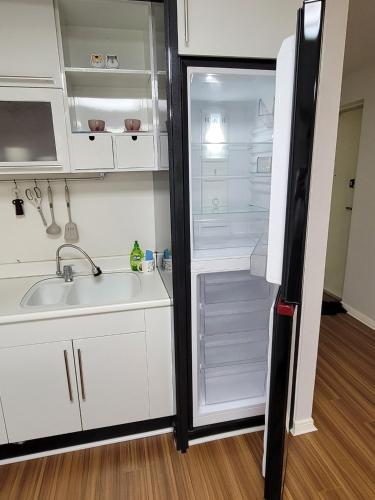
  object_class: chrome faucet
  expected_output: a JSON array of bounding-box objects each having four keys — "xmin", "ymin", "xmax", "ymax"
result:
[{"xmin": 56, "ymin": 244, "xmax": 102, "ymax": 281}]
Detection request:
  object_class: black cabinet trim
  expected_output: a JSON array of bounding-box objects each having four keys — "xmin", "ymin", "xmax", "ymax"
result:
[{"xmin": 0, "ymin": 416, "xmax": 174, "ymax": 461}]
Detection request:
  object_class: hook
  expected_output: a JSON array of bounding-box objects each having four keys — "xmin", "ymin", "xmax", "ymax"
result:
[
  {"xmin": 13, "ymin": 179, "xmax": 17, "ymax": 189},
  {"xmin": 47, "ymin": 179, "xmax": 50, "ymax": 187},
  {"xmin": 34, "ymin": 178, "xmax": 38, "ymax": 187},
  {"xmin": 64, "ymin": 178, "xmax": 68, "ymax": 187}
]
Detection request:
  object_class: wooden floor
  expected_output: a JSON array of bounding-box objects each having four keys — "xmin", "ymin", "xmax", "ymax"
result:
[{"xmin": 0, "ymin": 314, "xmax": 374, "ymax": 499}]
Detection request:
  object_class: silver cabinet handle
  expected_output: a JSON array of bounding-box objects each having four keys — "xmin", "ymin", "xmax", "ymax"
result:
[
  {"xmin": 184, "ymin": 0, "xmax": 189, "ymax": 45},
  {"xmin": 77, "ymin": 349, "xmax": 86, "ymax": 401},
  {"xmin": 63, "ymin": 350, "xmax": 73, "ymax": 402}
]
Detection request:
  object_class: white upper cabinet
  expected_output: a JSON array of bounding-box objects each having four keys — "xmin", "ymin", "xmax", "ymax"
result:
[
  {"xmin": 0, "ymin": 0, "xmax": 62, "ymax": 87},
  {"xmin": 0, "ymin": 87, "xmax": 70, "ymax": 172},
  {"xmin": 176, "ymin": 0, "xmax": 301, "ymax": 58}
]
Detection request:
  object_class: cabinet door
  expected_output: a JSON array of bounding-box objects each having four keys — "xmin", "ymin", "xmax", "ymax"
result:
[
  {"xmin": 0, "ymin": 0, "xmax": 61, "ymax": 87},
  {"xmin": 73, "ymin": 333, "xmax": 150, "ymax": 430},
  {"xmin": 69, "ymin": 134, "xmax": 114, "ymax": 171},
  {"xmin": 0, "ymin": 402, "xmax": 8, "ymax": 445},
  {"xmin": 176, "ymin": 0, "xmax": 300, "ymax": 58},
  {"xmin": 114, "ymin": 135, "xmax": 155, "ymax": 170},
  {"xmin": 0, "ymin": 341, "xmax": 81, "ymax": 443},
  {"xmin": 0, "ymin": 87, "xmax": 70, "ymax": 172}
]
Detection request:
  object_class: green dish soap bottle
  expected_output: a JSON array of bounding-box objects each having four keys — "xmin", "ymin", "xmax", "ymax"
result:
[{"xmin": 130, "ymin": 241, "xmax": 144, "ymax": 271}]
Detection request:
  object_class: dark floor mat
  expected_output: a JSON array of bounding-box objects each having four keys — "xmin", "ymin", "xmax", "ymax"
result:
[{"xmin": 321, "ymin": 300, "xmax": 347, "ymax": 315}]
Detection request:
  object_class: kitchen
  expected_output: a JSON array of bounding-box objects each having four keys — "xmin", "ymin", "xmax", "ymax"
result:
[{"xmin": 0, "ymin": 1, "xmax": 348, "ymax": 499}]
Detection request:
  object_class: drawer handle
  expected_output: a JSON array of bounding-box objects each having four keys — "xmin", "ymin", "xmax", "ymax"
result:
[
  {"xmin": 63, "ymin": 350, "xmax": 73, "ymax": 402},
  {"xmin": 89, "ymin": 135, "xmax": 95, "ymax": 141},
  {"xmin": 131, "ymin": 136, "xmax": 138, "ymax": 141},
  {"xmin": 77, "ymin": 348, "xmax": 86, "ymax": 401}
]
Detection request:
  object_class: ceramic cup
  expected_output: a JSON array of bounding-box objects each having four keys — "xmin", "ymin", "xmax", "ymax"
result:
[
  {"xmin": 88, "ymin": 119, "xmax": 105, "ymax": 132},
  {"xmin": 139, "ymin": 259, "xmax": 155, "ymax": 273},
  {"xmin": 124, "ymin": 119, "xmax": 141, "ymax": 131},
  {"xmin": 106, "ymin": 55, "xmax": 119, "ymax": 69},
  {"xmin": 90, "ymin": 54, "xmax": 105, "ymax": 68}
]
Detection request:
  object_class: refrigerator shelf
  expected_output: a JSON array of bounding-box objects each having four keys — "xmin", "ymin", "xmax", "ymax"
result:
[
  {"xmin": 192, "ymin": 205, "xmax": 269, "ymax": 215},
  {"xmin": 203, "ymin": 361, "xmax": 267, "ymax": 405},
  {"xmin": 201, "ymin": 271, "xmax": 271, "ymax": 304},
  {"xmin": 203, "ymin": 308, "xmax": 270, "ymax": 337},
  {"xmin": 202, "ymin": 330, "xmax": 268, "ymax": 368}
]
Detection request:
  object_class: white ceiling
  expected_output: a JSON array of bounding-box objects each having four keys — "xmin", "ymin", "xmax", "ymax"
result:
[{"xmin": 343, "ymin": 0, "xmax": 375, "ymax": 75}]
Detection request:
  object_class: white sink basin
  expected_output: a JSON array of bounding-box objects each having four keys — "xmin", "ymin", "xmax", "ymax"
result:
[
  {"xmin": 21, "ymin": 272, "xmax": 141, "ymax": 309},
  {"xmin": 66, "ymin": 273, "xmax": 140, "ymax": 306}
]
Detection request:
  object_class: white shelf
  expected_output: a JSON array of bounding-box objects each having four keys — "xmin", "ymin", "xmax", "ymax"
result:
[
  {"xmin": 59, "ymin": 0, "xmax": 150, "ymax": 31},
  {"xmin": 192, "ymin": 175, "xmax": 253, "ymax": 180},
  {"xmin": 65, "ymin": 67, "xmax": 151, "ymax": 89}
]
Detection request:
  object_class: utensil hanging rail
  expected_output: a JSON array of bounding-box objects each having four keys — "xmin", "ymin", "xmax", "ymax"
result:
[{"xmin": 0, "ymin": 174, "xmax": 106, "ymax": 183}]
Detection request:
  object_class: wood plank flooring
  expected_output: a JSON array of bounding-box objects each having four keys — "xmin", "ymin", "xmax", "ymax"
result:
[{"xmin": 0, "ymin": 314, "xmax": 374, "ymax": 499}]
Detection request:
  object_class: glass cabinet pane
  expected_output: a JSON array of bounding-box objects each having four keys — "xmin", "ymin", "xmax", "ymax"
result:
[
  {"xmin": 0, "ymin": 101, "xmax": 57, "ymax": 163},
  {"xmin": 188, "ymin": 69, "xmax": 276, "ymax": 258}
]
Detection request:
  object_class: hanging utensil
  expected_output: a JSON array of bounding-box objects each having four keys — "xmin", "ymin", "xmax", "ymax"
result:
[
  {"xmin": 25, "ymin": 186, "xmax": 47, "ymax": 226},
  {"xmin": 46, "ymin": 182, "xmax": 61, "ymax": 235},
  {"xmin": 12, "ymin": 180, "xmax": 24, "ymax": 216},
  {"xmin": 64, "ymin": 182, "xmax": 79, "ymax": 242}
]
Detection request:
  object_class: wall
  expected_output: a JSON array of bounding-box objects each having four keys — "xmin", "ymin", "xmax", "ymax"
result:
[
  {"xmin": 0, "ymin": 173, "xmax": 157, "ymax": 267},
  {"xmin": 153, "ymin": 171, "xmax": 171, "ymax": 253},
  {"xmin": 292, "ymin": 0, "xmax": 349, "ymax": 435},
  {"xmin": 340, "ymin": 65, "xmax": 375, "ymax": 328}
]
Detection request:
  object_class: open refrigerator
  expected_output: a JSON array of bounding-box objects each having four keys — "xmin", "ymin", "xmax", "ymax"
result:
[{"xmin": 169, "ymin": 1, "xmax": 324, "ymax": 498}]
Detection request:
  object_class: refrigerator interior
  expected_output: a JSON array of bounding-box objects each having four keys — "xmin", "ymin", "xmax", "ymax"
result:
[
  {"xmin": 195, "ymin": 271, "xmax": 277, "ymax": 421},
  {"xmin": 189, "ymin": 70, "xmax": 276, "ymax": 261}
]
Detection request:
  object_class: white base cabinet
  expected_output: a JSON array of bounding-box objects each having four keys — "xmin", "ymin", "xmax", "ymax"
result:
[
  {"xmin": 0, "ymin": 306, "xmax": 174, "ymax": 445},
  {"xmin": 0, "ymin": 404, "xmax": 7, "ymax": 445},
  {"xmin": 0, "ymin": 341, "xmax": 81, "ymax": 443},
  {"xmin": 74, "ymin": 332, "xmax": 150, "ymax": 430}
]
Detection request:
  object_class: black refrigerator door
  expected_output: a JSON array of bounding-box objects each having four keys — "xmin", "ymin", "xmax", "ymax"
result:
[{"xmin": 264, "ymin": 1, "xmax": 324, "ymax": 499}]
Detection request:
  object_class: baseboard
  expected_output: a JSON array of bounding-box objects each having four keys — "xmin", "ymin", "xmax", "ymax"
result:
[
  {"xmin": 291, "ymin": 418, "xmax": 317, "ymax": 436},
  {"xmin": 0, "ymin": 427, "xmax": 173, "ymax": 465},
  {"xmin": 341, "ymin": 302, "xmax": 375, "ymax": 331}
]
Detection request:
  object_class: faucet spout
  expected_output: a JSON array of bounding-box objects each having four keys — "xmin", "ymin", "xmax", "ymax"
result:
[{"xmin": 56, "ymin": 244, "xmax": 102, "ymax": 278}]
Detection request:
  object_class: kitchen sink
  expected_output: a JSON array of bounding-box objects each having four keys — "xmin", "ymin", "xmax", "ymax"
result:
[{"xmin": 21, "ymin": 272, "xmax": 141, "ymax": 309}]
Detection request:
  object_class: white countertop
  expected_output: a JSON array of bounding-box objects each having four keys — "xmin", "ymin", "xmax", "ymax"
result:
[{"xmin": 0, "ymin": 266, "xmax": 171, "ymax": 325}]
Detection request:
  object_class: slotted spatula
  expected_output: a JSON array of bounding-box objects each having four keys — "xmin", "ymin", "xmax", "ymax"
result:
[{"xmin": 64, "ymin": 183, "xmax": 79, "ymax": 242}]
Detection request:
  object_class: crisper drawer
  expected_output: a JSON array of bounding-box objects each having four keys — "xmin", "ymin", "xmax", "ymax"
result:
[
  {"xmin": 114, "ymin": 135, "xmax": 154, "ymax": 170},
  {"xmin": 201, "ymin": 271, "xmax": 271, "ymax": 304},
  {"xmin": 204, "ymin": 361, "xmax": 267, "ymax": 405},
  {"xmin": 70, "ymin": 133, "xmax": 114, "ymax": 170},
  {"xmin": 203, "ymin": 330, "xmax": 268, "ymax": 367},
  {"xmin": 203, "ymin": 307, "xmax": 270, "ymax": 336}
]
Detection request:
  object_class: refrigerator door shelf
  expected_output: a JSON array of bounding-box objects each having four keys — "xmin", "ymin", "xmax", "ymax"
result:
[{"xmin": 266, "ymin": 35, "xmax": 296, "ymax": 286}]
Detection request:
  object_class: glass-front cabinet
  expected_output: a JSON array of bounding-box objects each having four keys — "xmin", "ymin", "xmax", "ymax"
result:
[{"xmin": 0, "ymin": 87, "xmax": 70, "ymax": 172}]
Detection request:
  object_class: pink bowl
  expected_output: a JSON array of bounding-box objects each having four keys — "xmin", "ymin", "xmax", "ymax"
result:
[
  {"xmin": 125, "ymin": 119, "xmax": 141, "ymax": 131},
  {"xmin": 88, "ymin": 119, "xmax": 105, "ymax": 132}
]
